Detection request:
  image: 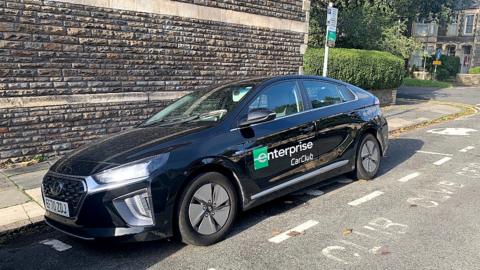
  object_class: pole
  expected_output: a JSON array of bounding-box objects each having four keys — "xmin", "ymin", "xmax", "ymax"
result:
[
  {"xmin": 322, "ymin": 2, "xmax": 334, "ymax": 77},
  {"xmin": 323, "ymin": 43, "xmax": 329, "ymax": 77}
]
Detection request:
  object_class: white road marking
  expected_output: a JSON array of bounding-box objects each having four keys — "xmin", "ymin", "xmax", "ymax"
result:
[
  {"xmin": 398, "ymin": 172, "xmax": 421, "ymax": 183},
  {"xmin": 427, "ymin": 128, "xmax": 478, "ymax": 136},
  {"xmin": 459, "ymin": 146, "xmax": 475, "ymax": 153},
  {"xmin": 433, "ymin": 157, "xmax": 452, "ymax": 166},
  {"xmin": 416, "ymin": 150, "xmax": 453, "ymax": 157},
  {"xmin": 348, "ymin": 191, "xmax": 384, "ymax": 206},
  {"xmin": 40, "ymin": 239, "xmax": 72, "ymax": 252},
  {"xmin": 268, "ymin": 220, "xmax": 319, "ymax": 244}
]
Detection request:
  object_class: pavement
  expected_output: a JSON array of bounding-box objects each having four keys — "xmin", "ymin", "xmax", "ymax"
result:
[{"xmin": 0, "ymin": 87, "xmax": 479, "ymax": 269}]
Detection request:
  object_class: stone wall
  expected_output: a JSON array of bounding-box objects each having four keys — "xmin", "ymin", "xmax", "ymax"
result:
[
  {"xmin": 456, "ymin": 74, "xmax": 480, "ymax": 86},
  {"xmin": 368, "ymin": 89, "xmax": 397, "ymax": 106},
  {"xmin": 0, "ymin": 0, "xmax": 310, "ymax": 162}
]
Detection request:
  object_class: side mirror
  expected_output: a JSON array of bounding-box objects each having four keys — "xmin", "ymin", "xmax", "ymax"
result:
[{"xmin": 239, "ymin": 109, "xmax": 276, "ymax": 128}]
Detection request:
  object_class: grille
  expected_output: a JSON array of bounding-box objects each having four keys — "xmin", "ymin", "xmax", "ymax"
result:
[{"xmin": 43, "ymin": 174, "xmax": 86, "ymax": 217}]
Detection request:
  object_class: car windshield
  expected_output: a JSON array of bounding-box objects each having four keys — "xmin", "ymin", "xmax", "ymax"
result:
[{"xmin": 141, "ymin": 82, "xmax": 257, "ymax": 126}]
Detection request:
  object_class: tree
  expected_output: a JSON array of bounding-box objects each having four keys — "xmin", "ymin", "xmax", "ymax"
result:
[{"xmin": 308, "ymin": 0, "xmax": 473, "ymax": 57}]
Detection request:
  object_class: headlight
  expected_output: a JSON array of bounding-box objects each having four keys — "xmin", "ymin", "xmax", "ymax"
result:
[{"xmin": 93, "ymin": 153, "xmax": 169, "ymax": 184}]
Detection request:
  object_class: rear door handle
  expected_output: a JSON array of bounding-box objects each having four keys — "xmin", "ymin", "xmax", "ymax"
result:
[{"xmin": 300, "ymin": 125, "xmax": 315, "ymax": 133}]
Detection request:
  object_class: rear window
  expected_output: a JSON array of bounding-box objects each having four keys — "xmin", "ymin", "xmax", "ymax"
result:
[
  {"xmin": 302, "ymin": 80, "xmax": 343, "ymax": 109},
  {"xmin": 339, "ymin": 87, "xmax": 356, "ymax": 102}
]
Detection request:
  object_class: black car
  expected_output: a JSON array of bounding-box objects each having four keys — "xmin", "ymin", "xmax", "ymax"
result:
[{"xmin": 42, "ymin": 75, "xmax": 388, "ymax": 246}]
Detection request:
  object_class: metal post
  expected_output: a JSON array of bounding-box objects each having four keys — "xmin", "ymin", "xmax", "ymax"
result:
[
  {"xmin": 322, "ymin": 2, "xmax": 333, "ymax": 77},
  {"xmin": 323, "ymin": 44, "xmax": 329, "ymax": 77}
]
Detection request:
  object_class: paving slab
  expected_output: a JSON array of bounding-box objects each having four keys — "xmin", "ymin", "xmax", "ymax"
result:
[
  {"xmin": 0, "ymin": 189, "xmax": 30, "ymax": 209},
  {"xmin": 0, "ymin": 174, "xmax": 15, "ymax": 191},
  {"xmin": 9, "ymin": 170, "xmax": 47, "ymax": 190},
  {"xmin": 25, "ymin": 188, "xmax": 44, "ymax": 207}
]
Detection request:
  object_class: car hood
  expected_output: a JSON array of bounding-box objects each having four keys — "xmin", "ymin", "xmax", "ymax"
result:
[{"xmin": 50, "ymin": 122, "xmax": 215, "ymax": 176}]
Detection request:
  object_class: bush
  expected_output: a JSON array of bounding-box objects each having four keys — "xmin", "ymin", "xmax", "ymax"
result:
[
  {"xmin": 469, "ymin": 67, "xmax": 480, "ymax": 74},
  {"xmin": 303, "ymin": 47, "xmax": 405, "ymax": 90},
  {"xmin": 426, "ymin": 55, "xmax": 460, "ymax": 80},
  {"xmin": 435, "ymin": 69, "xmax": 450, "ymax": 81}
]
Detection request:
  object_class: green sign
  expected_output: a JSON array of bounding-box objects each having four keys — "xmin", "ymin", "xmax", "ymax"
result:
[
  {"xmin": 253, "ymin": 146, "xmax": 269, "ymax": 170},
  {"xmin": 327, "ymin": 31, "xmax": 337, "ymax": 42}
]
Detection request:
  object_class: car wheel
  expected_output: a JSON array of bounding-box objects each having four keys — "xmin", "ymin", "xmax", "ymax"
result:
[
  {"xmin": 177, "ymin": 172, "xmax": 237, "ymax": 246},
  {"xmin": 352, "ymin": 133, "xmax": 381, "ymax": 180}
]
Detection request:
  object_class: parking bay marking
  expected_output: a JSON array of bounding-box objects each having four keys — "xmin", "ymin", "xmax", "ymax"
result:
[
  {"xmin": 347, "ymin": 191, "xmax": 384, "ymax": 206},
  {"xmin": 459, "ymin": 146, "xmax": 475, "ymax": 153},
  {"xmin": 398, "ymin": 172, "xmax": 421, "ymax": 183},
  {"xmin": 40, "ymin": 239, "xmax": 72, "ymax": 252},
  {"xmin": 433, "ymin": 157, "xmax": 452, "ymax": 166},
  {"xmin": 268, "ymin": 220, "xmax": 319, "ymax": 244},
  {"xmin": 416, "ymin": 150, "xmax": 453, "ymax": 157}
]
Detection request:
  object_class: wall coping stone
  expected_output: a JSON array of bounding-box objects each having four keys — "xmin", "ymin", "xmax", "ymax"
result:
[
  {"xmin": 54, "ymin": 0, "xmax": 309, "ymax": 33},
  {"xmin": 0, "ymin": 92, "xmax": 190, "ymax": 109}
]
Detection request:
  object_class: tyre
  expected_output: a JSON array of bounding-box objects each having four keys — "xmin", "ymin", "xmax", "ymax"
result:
[
  {"xmin": 177, "ymin": 172, "xmax": 237, "ymax": 246},
  {"xmin": 351, "ymin": 133, "xmax": 381, "ymax": 180}
]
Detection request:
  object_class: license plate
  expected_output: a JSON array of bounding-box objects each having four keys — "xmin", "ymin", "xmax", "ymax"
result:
[{"xmin": 44, "ymin": 197, "xmax": 70, "ymax": 217}]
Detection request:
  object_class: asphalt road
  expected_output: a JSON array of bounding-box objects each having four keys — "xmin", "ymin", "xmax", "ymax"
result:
[
  {"xmin": 1, "ymin": 101, "xmax": 480, "ymax": 269},
  {"xmin": 398, "ymin": 85, "xmax": 480, "ymax": 105}
]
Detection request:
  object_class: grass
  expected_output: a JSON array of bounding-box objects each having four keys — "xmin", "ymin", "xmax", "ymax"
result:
[{"xmin": 402, "ymin": 78, "xmax": 452, "ymax": 89}]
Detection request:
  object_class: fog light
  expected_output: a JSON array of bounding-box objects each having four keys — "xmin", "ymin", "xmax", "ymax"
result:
[{"xmin": 113, "ymin": 189, "xmax": 154, "ymax": 227}]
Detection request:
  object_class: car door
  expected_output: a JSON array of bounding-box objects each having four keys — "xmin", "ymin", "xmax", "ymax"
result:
[
  {"xmin": 240, "ymin": 80, "xmax": 317, "ymax": 192},
  {"xmin": 300, "ymin": 79, "xmax": 358, "ymax": 166}
]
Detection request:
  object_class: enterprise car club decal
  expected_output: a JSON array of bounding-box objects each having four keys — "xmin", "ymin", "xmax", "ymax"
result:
[{"xmin": 253, "ymin": 142, "xmax": 314, "ymax": 170}]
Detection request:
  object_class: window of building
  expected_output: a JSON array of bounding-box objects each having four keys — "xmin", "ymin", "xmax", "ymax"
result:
[
  {"xmin": 447, "ymin": 45, "xmax": 456, "ymax": 56},
  {"xmin": 463, "ymin": 45, "xmax": 472, "ymax": 55},
  {"xmin": 465, "ymin": 14, "xmax": 475, "ymax": 35}
]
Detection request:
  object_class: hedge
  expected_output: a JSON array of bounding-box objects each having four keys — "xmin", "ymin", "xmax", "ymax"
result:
[
  {"xmin": 304, "ymin": 47, "xmax": 405, "ymax": 90},
  {"xmin": 469, "ymin": 67, "xmax": 480, "ymax": 74}
]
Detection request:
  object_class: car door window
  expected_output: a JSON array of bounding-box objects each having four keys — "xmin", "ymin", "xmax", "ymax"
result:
[
  {"xmin": 249, "ymin": 81, "xmax": 304, "ymax": 118},
  {"xmin": 303, "ymin": 80, "xmax": 343, "ymax": 109}
]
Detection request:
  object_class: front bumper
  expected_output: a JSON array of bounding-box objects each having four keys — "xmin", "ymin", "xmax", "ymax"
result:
[{"xmin": 42, "ymin": 172, "xmax": 169, "ymax": 241}]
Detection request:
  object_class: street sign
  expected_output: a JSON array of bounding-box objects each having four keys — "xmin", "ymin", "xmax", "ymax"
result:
[
  {"xmin": 326, "ymin": 6, "xmax": 338, "ymax": 48},
  {"xmin": 435, "ymin": 49, "xmax": 442, "ymax": 60},
  {"xmin": 433, "ymin": 60, "xmax": 442, "ymax": 65},
  {"xmin": 327, "ymin": 7, "xmax": 338, "ymax": 32},
  {"xmin": 323, "ymin": 3, "xmax": 339, "ymax": 77}
]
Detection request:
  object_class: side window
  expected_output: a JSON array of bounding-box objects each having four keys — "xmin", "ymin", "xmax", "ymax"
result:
[
  {"xmin": 249, "ymin": 81, "xmax": 304, "ymax": 118},
  {"xmin": 339, "ymin": 86, "xmax": 356, "ymax": 102},
  {"xmin": 303, "ymin": 80, "xmax": 343, "ymax": 108}
]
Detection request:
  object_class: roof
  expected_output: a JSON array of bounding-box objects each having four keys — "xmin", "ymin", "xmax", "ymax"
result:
[{"xmin": 457, "ymin": 0, "xmax": 480, "ymax": 10}]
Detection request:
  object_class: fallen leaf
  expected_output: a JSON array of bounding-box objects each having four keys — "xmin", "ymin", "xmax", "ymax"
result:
[
  {"xmin": 287, "ymin": 230, "xmax": 303, "ymax": 237},
  {"xmin": 342, "ymin": 228, "xmax": 353, "ymax": 236},
  {"xmin": 272, "ymin": 228, "xmax": 281, "ymax": 236},
  {"xmin": 410, "ymin": 204, "xmax": 418, "ymax": 207}
]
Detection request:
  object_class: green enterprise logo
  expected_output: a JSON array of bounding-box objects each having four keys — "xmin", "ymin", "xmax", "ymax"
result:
[{"xmin": 253, "ymin": 146, "xmax": 269, "ymax": 170}]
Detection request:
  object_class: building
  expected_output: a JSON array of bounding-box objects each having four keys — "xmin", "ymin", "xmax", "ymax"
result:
[
  {"xmin": 411, "ymin": 1, "xmax": 480, "ymax": 74},
  {"xmin": 0, "ymin": 0, "xmax": 311, "ymax": 163}
]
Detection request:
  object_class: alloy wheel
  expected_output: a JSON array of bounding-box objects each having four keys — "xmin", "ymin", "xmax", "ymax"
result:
[
  {"xmin": 188, "ymin": 183, "xmax": 231, "ymax": 235},
  {"xmin": 361, "ymin": 140, "xmax": 379, "ymax": 173}
]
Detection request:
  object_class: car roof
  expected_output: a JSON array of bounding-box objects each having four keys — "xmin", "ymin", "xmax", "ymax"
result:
[{"xmin": 220, "ymin": 75, "xmax": 347, "ymax": 89}]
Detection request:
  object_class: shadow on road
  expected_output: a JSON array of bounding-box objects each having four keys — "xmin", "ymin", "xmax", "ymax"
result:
[{"xmin": 0, "ymin": 139, "xmax": 424, "ymax": 270}]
